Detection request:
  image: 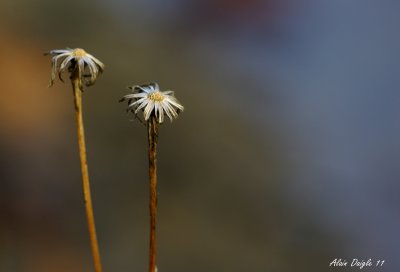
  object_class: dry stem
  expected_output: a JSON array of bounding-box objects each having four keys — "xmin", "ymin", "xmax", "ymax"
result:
[
  {"xmin": 71, "ymin": 70, "xmax": 103, "ymax": 272},
  {"xmin": 147, "ymin": 116, "xmax": 159, "ymax": 272}
]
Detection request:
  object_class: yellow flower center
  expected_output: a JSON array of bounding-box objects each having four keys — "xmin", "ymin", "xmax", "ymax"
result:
[
  {"xmin": 149, "ymin": 91, "xmax": 165, "ymax": 102},
  {"xmin": 73, "ymin": 48, "xmax": 87, "ymax": 58}
]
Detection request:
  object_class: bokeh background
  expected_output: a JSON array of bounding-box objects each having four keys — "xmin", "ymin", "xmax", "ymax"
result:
[{"xmin": 1, "ymin": 0, "xmax": 399, "ymax": 271}]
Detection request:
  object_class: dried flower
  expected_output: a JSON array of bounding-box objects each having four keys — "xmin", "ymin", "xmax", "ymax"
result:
[
  {"xmin": 45, "ymin": 48, "xmax": 104, "ymax": 88},
  {"xmin": 121, "ymin": 83, "xmax": 184, "ymax": 123},
  {"xmin": 44, "ymin": 47, "xmax": 105, "ymax": 271}
]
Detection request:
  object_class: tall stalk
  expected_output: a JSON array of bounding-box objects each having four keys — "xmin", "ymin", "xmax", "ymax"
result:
[
  {"xmin": 120, "ymin": 82, "xmax": 184, "ymax": 272},
  {"xmin": 147, "ymin": 115, "xmax": 159, "ymax": 272},
  {"xmin": 71, "ymin": 69, "xmax": 103, "ymax": 272}
]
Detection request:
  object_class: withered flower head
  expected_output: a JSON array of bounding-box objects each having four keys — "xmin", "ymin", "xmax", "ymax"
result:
[
  {"xmin": 121, "ymin": 83, "xmax": 184, "ymax": 123},
  {"xmin": 45, "ymin": 48, "xmax": 104, "ymax": 88}
]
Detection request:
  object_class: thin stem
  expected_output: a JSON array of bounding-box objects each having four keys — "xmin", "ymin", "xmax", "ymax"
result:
[
  {"xmin": 147, "ymin": 116, "xmax": 159, "ymax": 272},
  {"xmin": 71, "ymin": 70, "xmax": 103, "ymax": 272}
]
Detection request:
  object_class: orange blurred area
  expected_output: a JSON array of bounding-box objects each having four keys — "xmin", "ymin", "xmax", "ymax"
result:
[
  {"xmin": 0, "ymin": 27, "xmax": 88, "ymax": 272},
  {"xmin": 0, "ymin": 27, "xmax": 68, "ymax": 140}
]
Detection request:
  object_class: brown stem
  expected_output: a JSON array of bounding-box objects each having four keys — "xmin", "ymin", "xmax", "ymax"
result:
[
  {"xmin": 71, "ymin": 71, "xmax": 103, "ymax": 272},
  {"xmin": 147, "ymin": 116, "xmax": 159, "ymax": 272}
]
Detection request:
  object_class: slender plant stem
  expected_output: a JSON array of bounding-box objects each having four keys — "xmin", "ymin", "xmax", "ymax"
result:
[
  {"xmin": 71, "ymin": 70, "xmax": 103, "ymax": 272},
  {"xmin": 147, "ymin": 115, "xmax": 159, "ymax": 272}
]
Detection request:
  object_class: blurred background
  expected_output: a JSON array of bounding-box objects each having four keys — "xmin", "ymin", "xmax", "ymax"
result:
[{"xmin": 0, "ymin": 0, "xmax": 399, "ymax": 271}]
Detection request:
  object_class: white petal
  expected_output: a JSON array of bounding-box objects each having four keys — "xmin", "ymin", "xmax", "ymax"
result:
[
  {"xmin": 59, "ymin": 55, "xmax": 74, "ymax": 71},
  {"xmin": 144, "ymin": 101, "xmax": 155, "ymax": 120},
  {"xmin": 135, "ymin": 100, "xmax": 149, "ymax": 113},
  {"xmin": 131, "ymin": 93, "xmax": 148, "ymax": 98},
  {"xmin": 84, "ymin": 57, "xmax": 98, "ymax": 84},
  {"xmin": 160, "ymin": 102, "xmax": 173, "ymax": 121},
  {"xmin": 167, "ymin": 97, "xmax": 184, "ymax": 111},
  {"xmin": 50, "ymin": 49, "xmax": 72, "ymax": 55},
  {"xmin": 162, "ymin": 90, "xmax": 174, "ymax": 96},
  {"xmin": 86, "ymin": 53, "xmax": 105, "ymax": 70},
  {"xmin": 136, "ymin": 85, "xmax": 153, "ymax": 94},
  {"xmin": 165, "ymin": 102, "xmax": 179, "ymax": 117},
  {"xmin": 128, "ymin": 97, "xmax": 146, "ymax": 108},
  {"xmin": 151, "ymin": 83, "xmax": 160, "ymax": 92}
]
